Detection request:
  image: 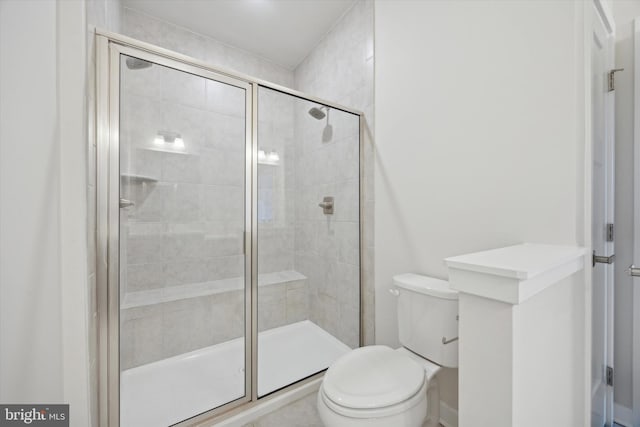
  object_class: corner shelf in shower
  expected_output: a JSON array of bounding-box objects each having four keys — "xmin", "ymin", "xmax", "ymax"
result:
[
  {"xmin": 140, "ymin": 147, "xmax": 193, "ymax": 156},
  {"xmin": 120, "ymin": 173, "xmax": 158, "ymax": 184}
]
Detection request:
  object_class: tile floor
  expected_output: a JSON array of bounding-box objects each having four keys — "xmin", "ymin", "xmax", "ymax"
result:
[
  {"xmin": 242, "ymin": 392, "xmax": 448, "ymax": 427},
  {"xmin": 241, "ymin": 393, "xmax": 322, "ymax": 427}
]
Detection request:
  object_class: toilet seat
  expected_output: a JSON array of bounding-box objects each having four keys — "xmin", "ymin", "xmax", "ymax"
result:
[
  {"xmin": 320, "ymin": 379, "xmax": 427, "ymax": 419},
  {"xmin": 321, "ymin": 345, "xmax": 426, "ymax": 418}
]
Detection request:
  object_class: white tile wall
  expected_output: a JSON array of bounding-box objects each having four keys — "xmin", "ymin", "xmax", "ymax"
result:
[
  {"xmin": 293, "ymin": 0, "xmax": 375, "ymax": 347},
  {"xmin": 257, "ymin": 87, "xmax": 296, "ymax": 279},
  {"xmin": 119, "ymin": 62, "xmax": 266, "ymax": 367},
  {"xmin": 120, "ymin": 278, "xmax": 310, "ymax": 369},
  {"xmin": 243, "ymin": 3, "xmax": 375, "ymax": 421},
  {"xmin": 90, "ymin": 2, "xmax": 374, "ymax": 417},
  {"xmin": 295, "ymin": 0, "xmax": 375, "ymax": 344},
  {"xmin": 117, "ymin": 19, "xmax": 304, "ymax": 366},
  {"xmin": 289, "ymin": 101, "xmax": 361, "ymax": 348}
]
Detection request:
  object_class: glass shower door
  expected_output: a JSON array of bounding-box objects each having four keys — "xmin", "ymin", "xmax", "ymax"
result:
[
  {"xmin": 117, "ymin": 53, "xmax": 250, "ymax": 426},
  {"xmin": 256, "ymin": 86, "xmax": 361, "ymax": 397}
]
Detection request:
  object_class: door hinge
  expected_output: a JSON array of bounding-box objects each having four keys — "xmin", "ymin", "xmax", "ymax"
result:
[
  {"xmin": 606, "ymin": 223, "xmax": 614, "ymax": 242},
  {"xmin": 608, "ymin": 68, "xmax": 624, "ymax": 92},
  {"xmin": 606, "ymin": 366, "xmax": 614, "ymax": 387}
]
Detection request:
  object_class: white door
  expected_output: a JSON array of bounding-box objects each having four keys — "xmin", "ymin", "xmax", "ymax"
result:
[{"xmin": 591, "ymin": 1, "xmax": 616, "ymax": 427}]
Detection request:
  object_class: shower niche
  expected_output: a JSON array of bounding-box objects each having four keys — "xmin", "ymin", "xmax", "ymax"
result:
[{"xmin": 99, "ymin": 36, "xmax": 362, "ymax": 427}]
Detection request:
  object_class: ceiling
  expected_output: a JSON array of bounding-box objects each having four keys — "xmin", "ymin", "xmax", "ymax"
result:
[{"xmin": 121, "ymin": 0, "xmax": 357, "ymax": 69}]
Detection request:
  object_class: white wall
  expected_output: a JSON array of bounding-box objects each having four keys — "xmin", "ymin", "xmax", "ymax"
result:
[
  {"xmin": 1, "ymin": 1, "xmax": 92, "ymax": 425},
  {"xmin": 374, "ymin": 0, "xmax": 582, "ymax": 346},
  {"xmin": 374, "ymin": 1, "xmax": 586, "ymax": 416},
  {"xmin": 612, "ymin": 0, "xmax": 640, "ymax": 416},
  {"xmin": 0, "ymin": 0, "xmax": 64, "ymax": 401}
]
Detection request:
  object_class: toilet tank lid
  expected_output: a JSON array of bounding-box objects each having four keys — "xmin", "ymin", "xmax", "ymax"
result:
[{"xmin": 393, "ymin": 273, "xmax": 458, "ymax": 300}]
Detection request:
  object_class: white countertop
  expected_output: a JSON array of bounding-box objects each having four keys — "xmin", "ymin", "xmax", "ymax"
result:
[{"xmin": 444, "ymin": 243, "xmax": 587, "ymax": 304}]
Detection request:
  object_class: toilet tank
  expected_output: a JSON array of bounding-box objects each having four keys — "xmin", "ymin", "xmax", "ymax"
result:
[{"xmin": 393, "ymin": 273, "xmax": 459, "ymax": 368}]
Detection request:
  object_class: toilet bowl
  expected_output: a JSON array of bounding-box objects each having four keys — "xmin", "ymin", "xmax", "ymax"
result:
[{"xmin": 318, "ymin": 274, "xmax": 458, "ymax": 427}]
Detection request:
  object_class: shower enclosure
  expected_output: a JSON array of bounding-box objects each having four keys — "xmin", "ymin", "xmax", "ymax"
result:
[{"xmin": 97, "ymin": 32, "xmax": 362, "ymax": 426}]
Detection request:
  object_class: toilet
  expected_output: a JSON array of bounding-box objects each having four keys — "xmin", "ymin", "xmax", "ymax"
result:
[{"xmin": 317, "ymin": 273, "xmax": 459, "ymax": 427}]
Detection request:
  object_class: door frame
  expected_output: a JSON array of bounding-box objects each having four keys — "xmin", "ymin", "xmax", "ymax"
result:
[
  {"xmin": 632, "ymin": 17, "xmax": 640, "ymax": 427},
  {"xmin": 95, "ymin": 30, "xmax": 365, "ymax": 427},
  {"xmin": 97, "ymin": 36, "xmax": 255, "ymax": 426},
  {"xmin": 584, "ymin": 1, "xmax": 616, "ymax": 425}
]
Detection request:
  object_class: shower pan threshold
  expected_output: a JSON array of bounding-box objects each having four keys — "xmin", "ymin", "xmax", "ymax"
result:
[{"xmin": 120, "ymin": 320, "xmax": 350, "ymax": 427}]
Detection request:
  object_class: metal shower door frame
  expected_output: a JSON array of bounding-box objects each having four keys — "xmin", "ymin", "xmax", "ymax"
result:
[
  {"xmin": 96, "ymin": 30, "xmax": 365, "ymax": 427},
  {"xmin": 97, "ymin": 36, "xmax": 254, "ymax": 426}
]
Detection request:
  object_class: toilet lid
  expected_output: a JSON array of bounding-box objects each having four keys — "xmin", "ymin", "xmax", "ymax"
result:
[{"xmin": 322, "ymin": 345, "xmax": 425, "ymax": 409}]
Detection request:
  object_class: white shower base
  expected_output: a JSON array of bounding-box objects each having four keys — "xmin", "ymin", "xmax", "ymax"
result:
[{"xmin": 121, "ymin": 320, "xmax": 350, "ymax": 427}]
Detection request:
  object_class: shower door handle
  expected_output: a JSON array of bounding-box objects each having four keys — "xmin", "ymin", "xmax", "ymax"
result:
[
  {"xmin": 318, "ymin": 197, "xmax": 334, "ymax": 214},
  {"xmin": 120, "ymin": 198, "xmax": 135, "ymax": 208}
]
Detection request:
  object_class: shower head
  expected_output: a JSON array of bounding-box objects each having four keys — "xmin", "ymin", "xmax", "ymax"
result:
[
  {"xmin": 308, "ymin": 106, "xmax": 327, "ymax": 120},
  {"xmin": 125, "ymin": 57, "xmax": 153, "ymax": 70}
]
